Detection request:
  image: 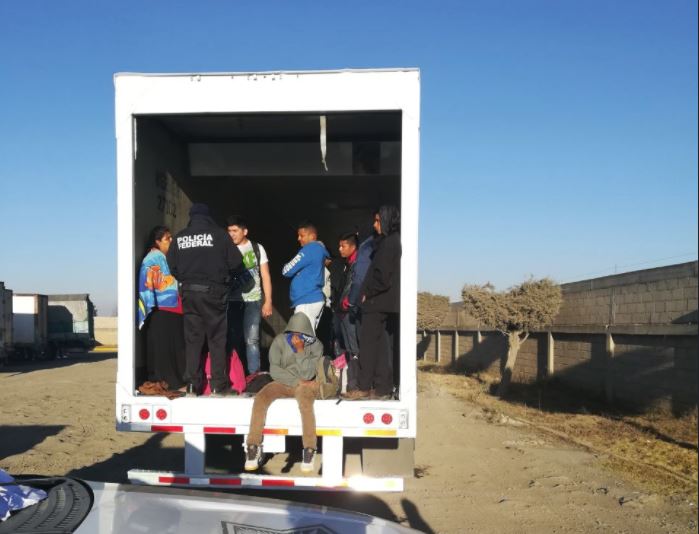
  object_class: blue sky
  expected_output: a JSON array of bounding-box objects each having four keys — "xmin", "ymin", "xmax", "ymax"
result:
[{"xmin": 0, "ymin": 0, "xmax": 696, "ymax": 314}]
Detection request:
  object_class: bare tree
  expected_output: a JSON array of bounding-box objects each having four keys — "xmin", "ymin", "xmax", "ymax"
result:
[
  {"xmin": 417, "ymin": 292, "xmax": 450, "ymax": 333},
  {"xmin": 462, "ymin": 278, "xmax": 562, "ymax": 396}
]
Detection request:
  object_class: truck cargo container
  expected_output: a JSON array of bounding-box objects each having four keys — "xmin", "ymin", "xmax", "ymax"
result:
[
  {"xmin": 12, "ymin": 293, "xmax": 48, "ymax": 359},
  {"xmin": 0, "ymin": 282, "xmax": 12, "ymax": 363},
  {"xmin": 47, "ymin": 293, "xmax": 96, "ymax": 354},
  {"xmin": 115, "ymin": 68, "xmax": 420, "ymax": 491}
]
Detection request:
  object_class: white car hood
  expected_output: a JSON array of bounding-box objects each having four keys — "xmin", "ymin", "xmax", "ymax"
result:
[{"xmin": 77, "ymin": 482, "xmax": 420, "ymax": 534}]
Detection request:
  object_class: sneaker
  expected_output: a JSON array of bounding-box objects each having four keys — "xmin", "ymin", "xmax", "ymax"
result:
[
  {"xmin": 301, "ymin": 447, "xmax": 316, "ymax": 473},
  {"xmin": 210, "ymin": 386, "xmax": 237, "ymax": 397},
  {"xmin": 244, "ymin": 444, "xmax": 262, "ymax": 471}
]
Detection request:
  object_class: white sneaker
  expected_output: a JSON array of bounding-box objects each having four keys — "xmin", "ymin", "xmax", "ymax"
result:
[
  {"xmin": 300, "ymin": 447, "xmax": 316, "ymax": 473},
  {"xmin": 244, "ymin": 444, "xmax": 262, "ymax": 471}
]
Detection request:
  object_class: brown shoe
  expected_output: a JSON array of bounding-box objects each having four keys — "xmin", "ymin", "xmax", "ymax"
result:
[
  {"xmin": 370, "ymin": 391, "xmax": 393, "ymax": 401},
  {"xmin": 342, "ymin": 389, "xmax": 370, "ymax": 400}
]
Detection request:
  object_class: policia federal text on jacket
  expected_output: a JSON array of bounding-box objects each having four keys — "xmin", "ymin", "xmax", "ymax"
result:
[{"xmin": 167, "ymin": 203, "xmax": 243, "ymax": 395}]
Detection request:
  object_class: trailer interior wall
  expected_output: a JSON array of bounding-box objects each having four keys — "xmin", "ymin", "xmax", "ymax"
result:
[{"xmin": 132, "ymin": 119, "xmax": 193, "ymax": 370}]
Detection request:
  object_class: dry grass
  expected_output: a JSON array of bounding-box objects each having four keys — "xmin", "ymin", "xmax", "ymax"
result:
[{"xmin": 418, "ymin": 362, "xmax": 698, "ymax": 500}]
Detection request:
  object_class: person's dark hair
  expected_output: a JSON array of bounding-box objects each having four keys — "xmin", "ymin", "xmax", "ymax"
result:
[
  {"xmin": 378, "ymin": 205, "xmax": 400, "ymax": 235},
  {"xmin": 226, "ymin": 215, "xmax": 247, "ymax": 229},
  {"xmin": 297, "ymin": 220, "xmax": 318, "ymax": 235},
  {"xmin": 338, "ymin": 231, "xmax": 359, "ymax": 248},
  {"xmin": 145, "ymin": 225, "xmax": 170, "ymax": 256}
]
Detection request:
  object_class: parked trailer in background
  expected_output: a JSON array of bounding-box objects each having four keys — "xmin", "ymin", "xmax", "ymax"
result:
[
  {"xmin": 47, "ymin": 294, "xmax": 96, "ymax": 355},
  {"xmin": 0, "ymin": 282, "xmax": 12, "ymax": 364},
  {"xmin": 115, "ymin": 69, "xmax": 420, "ymax": 491},
  {"xmin": 12, "ymin": 293, "xmax": 49, "ymax": 360}
]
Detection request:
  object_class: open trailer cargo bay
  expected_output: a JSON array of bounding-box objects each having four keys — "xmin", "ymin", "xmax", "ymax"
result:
[{"xmin": 115, "ymin": 69, "xmax": 420, "ymax": 491}]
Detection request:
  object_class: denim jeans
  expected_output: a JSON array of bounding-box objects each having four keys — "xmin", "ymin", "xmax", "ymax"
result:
[{"xmin": 226, "ymin": 299, "xmax": 262, "ymax": 374}]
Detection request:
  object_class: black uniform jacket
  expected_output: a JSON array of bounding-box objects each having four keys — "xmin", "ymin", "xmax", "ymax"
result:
[{"xmin": 167, "ymin": 215, "xmax": 243, "ymax": 290}]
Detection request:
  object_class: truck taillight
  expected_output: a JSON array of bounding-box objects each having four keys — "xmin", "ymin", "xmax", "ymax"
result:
[
  {"xmin": 139, "ymin": 408, "xmax": 150, "ymax": 420},
  {"xmin": 156, "ymin": 409, "xmax": 167, "ymax": 421},
  {"xmin": 381, "ymin": 413, "xmax": 393, "ymax": 425},
  {"xmin": 363, "ymin": 413, "xmax": 375, "ymax": 424}
]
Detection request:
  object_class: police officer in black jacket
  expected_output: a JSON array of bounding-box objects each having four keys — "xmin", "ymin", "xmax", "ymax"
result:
[{"xmin": 167, "ymin": 203, "xmax": 243, "ymax": 396}]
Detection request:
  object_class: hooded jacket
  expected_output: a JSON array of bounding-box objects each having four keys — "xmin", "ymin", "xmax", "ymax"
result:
[
  {"xmin": 269, "ymin": 313, "xmax": 324, "ymax": 387},
  {"xmin": 361, "ymin": 231, "xmax": 401, "ymax": 314}
]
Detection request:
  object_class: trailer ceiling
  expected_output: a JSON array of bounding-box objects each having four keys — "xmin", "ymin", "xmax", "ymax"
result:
[{"xmin": 149, "ymin": 112, "xmax": 402, "ymax": 142}]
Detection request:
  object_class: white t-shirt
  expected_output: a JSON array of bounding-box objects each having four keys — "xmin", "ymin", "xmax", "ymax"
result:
[{"xmin": 233, "ymin": 240, "xmax": 269, "ymax": 302}]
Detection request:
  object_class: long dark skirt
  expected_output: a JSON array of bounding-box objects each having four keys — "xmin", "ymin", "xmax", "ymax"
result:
[{"xmin": 146, "ymin": 310, "xmax": 186, "ymax": 390}]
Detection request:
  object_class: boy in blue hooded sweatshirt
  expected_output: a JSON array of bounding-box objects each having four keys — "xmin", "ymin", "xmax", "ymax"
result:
[{"xmin": 282, "ymin": 221, "xmax": 329, "ymax": 333}]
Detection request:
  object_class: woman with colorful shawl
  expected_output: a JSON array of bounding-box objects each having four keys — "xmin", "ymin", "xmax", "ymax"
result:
[{"xmin": 138, "ymin": 225, "xmax": 185, "ymax": 390}]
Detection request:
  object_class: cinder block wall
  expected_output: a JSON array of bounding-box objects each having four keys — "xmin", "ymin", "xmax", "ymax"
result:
[
  {"xmin": 94, "ymin": 316, "xmax": 117, "ymax": 347},
  {"xmin": 557, "ymin": 261, "xmax": 698, "ymax": 326},
  {"xmin": 553, "ymin": 333, "xmax": 607, "ymax": 399},
  {"xmin": 420, "ymin": 261, "xmax": 698, "ymax": 414}
]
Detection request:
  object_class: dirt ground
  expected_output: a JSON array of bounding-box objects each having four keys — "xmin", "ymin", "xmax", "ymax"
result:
[{"xmin": 1, "ymin": 352, "xmax": 697, "ymax": 533}]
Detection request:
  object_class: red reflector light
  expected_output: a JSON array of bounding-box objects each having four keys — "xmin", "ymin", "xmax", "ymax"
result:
[
  {"xmin": 381, "ymin": 413, "xmax": 393, "ymax": 425},
  {"xmin": 363, "ymin": 413, "xmax": 375, "ymax": 424},
  {"xmin": 139, "ymin": 408, "xmax": 150, "ymax": 420},
  {"xmin": 156, "ymin": 409, "xmax": 167, "ymax": 421}
]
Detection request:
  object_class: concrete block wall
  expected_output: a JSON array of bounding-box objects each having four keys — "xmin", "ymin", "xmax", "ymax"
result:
[
  {"xmin": 421, "ymin": 261, "xmax": 698, "ymax": 415},
  {"xmin": 440, "ymin": 332, "xmax": 455, "ymax": 364},
  {"xmin": 513, "ymin": 334, "xmax": 545, "ymax": 383},
  {"xmin": 556, "ymin": 261, "xmax": 698, "ymax": 326},
  {"xmin": 417, "ymin": 332, "xmax": 437, "ymax": 362},
  {"xmin": 455, "ymin": 331, "xmax": 506, "ymax": 373},
  {"xmin": 611, "ymin": 334, "xmax": 697, "ymax": 413},
  {"xmin": 94, "ymin": 316, "xmax": 117, "ymax": 347},
  {"xmin": 441, "ymin": 307, "xmax": 479, "ymax": 329},
  {"xmin": 418, "ymin": 327, "xmax": 697, "ymax": 414},
  {"xmin": 554, "ymin": 333, "xmax": 607, "ymax": 398}
]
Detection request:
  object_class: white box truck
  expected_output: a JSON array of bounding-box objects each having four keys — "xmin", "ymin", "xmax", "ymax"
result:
[
  {"xmin": 12, "ymin": 293, "xmax": 48, "ymax": 359},
  {"xmin": 115, "ymin": 69, "xmax": 420, "ymax": 491}
]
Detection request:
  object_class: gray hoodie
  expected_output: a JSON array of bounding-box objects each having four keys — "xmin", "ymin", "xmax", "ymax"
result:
[{"xmin": 269, "ymin": 313, "xmax": 324, "ymax": 387}]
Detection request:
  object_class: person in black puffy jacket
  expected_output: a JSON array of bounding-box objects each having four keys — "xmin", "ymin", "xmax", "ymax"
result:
[{"xmin": 344, "ymin": 205, "xmax": 401, "ymax": 400}]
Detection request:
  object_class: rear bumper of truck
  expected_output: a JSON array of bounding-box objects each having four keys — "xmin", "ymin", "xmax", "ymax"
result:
[
  {"xmin": 117, "ymin": 394, "xmax": 415, "ymax": 439},
  {"xmin": 128, "ymin": 470, "xmax": 404, "ymax": 492},
  {"xmin": 117, "ymin": 392, "xmax": 415, "ymax": 492}
]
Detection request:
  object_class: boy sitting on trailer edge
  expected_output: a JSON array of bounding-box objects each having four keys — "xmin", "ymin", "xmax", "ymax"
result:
[{"xmin": 244, "ymin": 312, "xmax": 323, "ymax": 473}]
